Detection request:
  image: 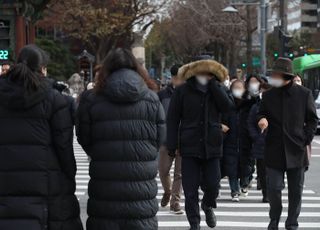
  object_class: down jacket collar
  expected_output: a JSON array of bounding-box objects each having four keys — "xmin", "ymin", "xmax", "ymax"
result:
[
  {"xmin": 104, "ymin": 68, "xmax": 148, "ymax": 102},
  {"xmin": 178, "ymin": 60, "xmax": 228, "ymax": 83}
]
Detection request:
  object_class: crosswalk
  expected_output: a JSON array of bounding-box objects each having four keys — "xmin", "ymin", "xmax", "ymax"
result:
[{"xmin": 74, "ymin": 137, "xmax": 320, "ymax": 229}]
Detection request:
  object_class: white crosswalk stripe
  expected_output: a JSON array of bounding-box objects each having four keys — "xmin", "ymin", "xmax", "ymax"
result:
[{"xmin": 74, "ymin": 138, "xmax": 320, "ymax": 229}]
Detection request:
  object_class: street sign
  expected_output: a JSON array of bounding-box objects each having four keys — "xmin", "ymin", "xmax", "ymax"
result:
[{"xmin": 0, "ymin": 49, "xmax": 9, "ymax": 60}]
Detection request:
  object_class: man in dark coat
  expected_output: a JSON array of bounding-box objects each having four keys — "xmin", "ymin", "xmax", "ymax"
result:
[
  {"xmin": 258, "ymin": 58, "xmax": 318, "ymax": 230},
  {"xmin": 158, "ymin": 64, "xmax": 185, "ymax": 214},
  {"xmin": 0, "ymin": 45, "xmax": 83, "ymax": 230},
  {"xmin": 76, "ymin": 68, "xmax": 166, "ymax": 230},
  {"xmin": 167, "ymin": 59, "xmax": 233, "ymax": 230}
]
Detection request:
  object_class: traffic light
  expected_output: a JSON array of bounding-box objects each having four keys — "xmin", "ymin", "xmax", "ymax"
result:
[
  {"xmin": 241, "ymin": 63, "xmax": 247, "ymax": 68},
  {"xmin": 0, "ymin": 20, "xmax": 11, "ymax": 62},
  {"xmin": 288, "ymin": 53, "xmax": 294, "ymax": 59},
  {"xmin": 274, "ymin": 52, "xmax": 279, "ymax": 59}
]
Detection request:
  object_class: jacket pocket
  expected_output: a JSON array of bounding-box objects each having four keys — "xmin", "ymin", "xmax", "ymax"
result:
[
  {"xmin": 180, "ymin": 125, "xmax": 199, "ymax": 147},
  {"xmin": 208, "ymin": 123, "xmax": 223, "ymax": 148}
]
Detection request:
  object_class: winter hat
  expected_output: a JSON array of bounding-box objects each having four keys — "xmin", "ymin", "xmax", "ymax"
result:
[
  {"xmin": 272, "ymin": 57, "xmax": 294, "ymax": 78},
  {"xmin": 17, "ymin": 45, "xmax": 42, "ymax": 71},
  {"xmin": 178, "ymin": 60, "xmax": 229, "ymax": 82}
]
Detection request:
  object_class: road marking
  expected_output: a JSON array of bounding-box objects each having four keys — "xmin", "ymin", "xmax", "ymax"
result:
[{"xmin": 158, "ymin": 221, "xmax": 320, "ymax": 228}]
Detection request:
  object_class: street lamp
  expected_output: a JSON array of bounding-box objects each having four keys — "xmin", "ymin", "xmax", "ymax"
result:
[
  {"xmin": 223, "ymin": 0, "xmax": 268, "ymax": 77},
  {"xmin": 222, "ymin": 6, "xmax": 239, "ymax": 13}
]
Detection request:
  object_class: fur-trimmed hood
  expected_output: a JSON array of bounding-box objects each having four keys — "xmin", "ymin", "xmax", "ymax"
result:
[{"xmin": 178, "ymin": 60, "xmax": 228, "ymax": 82}]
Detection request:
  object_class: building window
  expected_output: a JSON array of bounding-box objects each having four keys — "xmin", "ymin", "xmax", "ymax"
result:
[
  {"xmin": 302, "ymin": 21, "xmax": 318, "ymax": 27},
  {"xmin": 304, "ymin": 0, "xmax": 318, "ymax": 4},
  {"xmin": 303, "ymin": 10, "xmax": 318, "ymax": 16}
]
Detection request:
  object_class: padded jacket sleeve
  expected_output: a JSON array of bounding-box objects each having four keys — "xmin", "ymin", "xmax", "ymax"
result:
[
  {"xmin": 76, "ymin": 92, "xmax": 92, "ymax": 155},
  {"xmin": 50, "ymin": 92, "xmax": 77, "ymax": 179},
  {"xmin": 156, "ymin": 102, "xmax": 166, "ymax": 148},
  {"xmin": 166, "ymin": 88, "xmax": 182, "ymax": 152}
]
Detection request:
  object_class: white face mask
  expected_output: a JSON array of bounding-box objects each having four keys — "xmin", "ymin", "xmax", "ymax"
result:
[
  {"xmin": 224, "ymin": 79, "xmax": 230, "ymax": 88},
  {"xmin": 269, "ymin": 78, "xmax": 284, "ymax": 88},
  {"xmin": 249, "ymin": 83, "xmax": 260, "ymax": 94},
  {"xmin": 196, "ymin": 75, "xmax": 209, "ymax": 86},
  {"xmin": 232, "ymin": 89, "xmax": 245, "ymax": 99}
]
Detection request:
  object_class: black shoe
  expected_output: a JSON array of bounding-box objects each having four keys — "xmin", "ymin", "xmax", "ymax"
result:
[
  {"xmin": 268, "ymin": 220, "xmax": 279, "ymax": 230},
  {"xmin": 201, "ymin": 202, "xmax": 217, "ymax": 228},
  {"xmin": 190, "ymin": 225, "xmax": 200, "ymax": 230},
  {"xmin": 262, "ymin": 196, "xmax": 269, "ymax": 203}
]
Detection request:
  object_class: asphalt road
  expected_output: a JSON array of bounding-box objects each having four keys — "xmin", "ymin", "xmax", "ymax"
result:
[{"xmin": 75, "ymin": 136, "xmax": 320, "ymax": 230}]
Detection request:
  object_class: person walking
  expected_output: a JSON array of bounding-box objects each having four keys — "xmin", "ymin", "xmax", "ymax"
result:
[
  {"xmin": 158, "ymin": 64, "xmax": 184, "ymax": 214},
  {"xmin": 258, "ymin": 57, "xmax": 318, "ymax": 230},
  {"xmin": 76, "ymin": 48, "xmax": 166, "ymax": 230},
  {"xmin": 239, "ymin": 75, "xmax": 263, "ymax": 195},
  {"xmin": 222, "ymin": 79, "xmax": 255, "ymax": 202},
  {"xmin": 248, "ymin": 83, "xmax": 272, "ymax": 203},
  {"xmin": 167, "ymin": 58, "xmax": 233, "ymax": 230},
  {"xmin": 0, "ymin": 45, "xmax": 83, "ymax": 230}
]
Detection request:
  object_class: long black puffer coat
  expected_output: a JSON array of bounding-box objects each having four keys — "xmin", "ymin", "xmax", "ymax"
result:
[
  {"xmin": 0, "ymin": 77, "xmax": 83, "ymax": 230},
  {"xmin": 76, "ymin": 69, "xmax": 166, "ymax": 230},
  {"xmin": 222, "ymin": 98, "xmax": 255, "ymax": 179}
]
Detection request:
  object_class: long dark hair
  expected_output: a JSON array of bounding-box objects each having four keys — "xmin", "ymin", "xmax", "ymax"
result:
[
  {"xmin": 6, "ymin": 45, "xmax": 43, "ymax": 91},
  {"xmin": 95, "ymin": 48, "xmax": 157, "ymax": 92}
]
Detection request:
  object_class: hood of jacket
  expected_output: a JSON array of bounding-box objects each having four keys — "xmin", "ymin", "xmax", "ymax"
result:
[
  {"xmin": 0, "ymin": 77, "xmax": 49, "ymax": 110},
  {"xmin": 103, "ymin": 68, "xmax": 148, "ymax": 102},
  {"xmin": 178, "ymin": 60, "xmax": 228, "ymax": 82}
]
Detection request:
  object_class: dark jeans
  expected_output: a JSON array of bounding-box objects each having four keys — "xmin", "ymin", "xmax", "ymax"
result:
[
  {"xmin": 229, "ymin": 178, "xmax": 240, "ymax": 196},
  {"xmin": 240, "ymin": 156, "xmax": 255, "ymax": 189},
  {"xmin": 181, "ymin": 157, "xmax": 221, "ymax": 226},
  {"xmin": 257, "ymin": 159, "xmax": 267, "ymax": 197},
  {"xmin": 266, "ymin": 167, "xmax": 305, "ymax": 230}
]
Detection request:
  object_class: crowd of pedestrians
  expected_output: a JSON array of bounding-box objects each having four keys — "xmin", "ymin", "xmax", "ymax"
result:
[{"xmin": 0, "ymin": 44, "xmax": 317, "ymax": 230}]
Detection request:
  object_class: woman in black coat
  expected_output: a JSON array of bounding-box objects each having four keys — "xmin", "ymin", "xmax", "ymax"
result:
[
  {"xmin": 248, "ymin": 83, "xmax": 272, "ymax": 203},
  {"xmin": 0, "ymin": 45, "xmax": 83, "ymax": 230},
  {"xmin": 76, "ymin": 48, "xmax": 166, "ymax": 230},
  {"xmin": 222, "ymin": 80, "xmax": 255, "ymax": 201}
]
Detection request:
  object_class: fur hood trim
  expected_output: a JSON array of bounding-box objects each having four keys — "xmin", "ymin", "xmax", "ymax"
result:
[{"xmin": 178, "ymin": 60, "xmax": 228, "ymax": 82}]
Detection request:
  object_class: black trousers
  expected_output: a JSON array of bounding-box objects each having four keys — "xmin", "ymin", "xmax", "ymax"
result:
[
  {"xmin": 181, "ymin": 157, "xmax": 221, "ymax": 226},
  {"xmin": 266, "ymin": 167, "xmax": 305, "ymax": 230},
  {"xmin": 257, "ymin": 159, "xmax": 267, "ymax": 197}
]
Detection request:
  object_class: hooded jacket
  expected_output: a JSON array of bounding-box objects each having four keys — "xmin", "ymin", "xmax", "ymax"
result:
[
  {"xmin": 0, "ymin": 77, "xmax": 83, "ymax": 230},
  {"xmin": 76, "ymin": 69, "xmax": 166, "ymax": 230},
  {"xmin": 167, "ymin": 60, "xmax": 233, "ymax": 159}
]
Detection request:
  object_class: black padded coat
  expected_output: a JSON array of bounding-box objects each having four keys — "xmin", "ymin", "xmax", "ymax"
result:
[
  {"xmin": 76, "ymin": 69, "xmax": 166, "ymax": 230},
  {"xmin": 0, "ymin": 77, "xmax": 83, "ymax": 230}
]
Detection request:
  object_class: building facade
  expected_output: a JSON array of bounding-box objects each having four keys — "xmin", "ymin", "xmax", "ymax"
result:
[{"xmin": 287, "ymin": 0, "xmax": 319, "ymax": 32}]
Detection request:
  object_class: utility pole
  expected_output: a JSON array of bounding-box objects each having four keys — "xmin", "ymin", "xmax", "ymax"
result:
[
  {"xmin": 260, "ymin": 0, "xmax": 267, "ymax": 77},
  {"xmin": 280, "ymin": 0, "xmax": 288, "ymax": 56}
]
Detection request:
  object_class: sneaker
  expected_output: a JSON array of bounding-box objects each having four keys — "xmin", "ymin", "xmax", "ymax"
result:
[
  {"xmin": 232, "ymin": 194, "xmax": 240, "ymax": 202},
  {"xmin": 190, "ymin": 225, "xmax": 201, "ymax": 230},
  {"xmin": 241, "ymin": 188, "xmax": 249, "ymax": 197},
  {"xmin": 161, "ymin": 193, "xmax": 171, "ymax": 207},
  {"xmin": 201, "ymin": 202, "xmax": 217, "ymax": 228},
  {"xmin": 170, "ymin": 203, "xmax": 184, "ymax": 215}
]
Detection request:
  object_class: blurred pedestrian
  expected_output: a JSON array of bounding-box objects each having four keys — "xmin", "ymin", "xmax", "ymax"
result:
[
  {"xmin": 167, "ymin": 58, "xmax": 233, "ymax": 230},
  {"xmin": 248, "ymin": 83, "xmax": 272, "ymax": 203},
  {"xmin": 222, "ymin": 79, "xmax": 255, "ymax": 202},
  {"xmin": 0, "ymin": 62, "xmax": 10, "ymax": 76},
  {"xmin": 76, "ymin": 48, "xmax": 165, "ymax": 230},
  {"xmin": 293, "ymin": 74, "xmax": 303, "ymax": 86},
  {"xmin": 258, "ymin": 57, "xmax": 318, "ymax": 230},
  {"xmin": 158, "ymin": 64, "xmax": 184, "ymax": 214},
  {"xmin": 0, "ymin": 45, "xmax": 83, "ymax": 230},
  {"xmin": 246, "ymin": 75, "xmax": 263, "ymax": 98}
]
